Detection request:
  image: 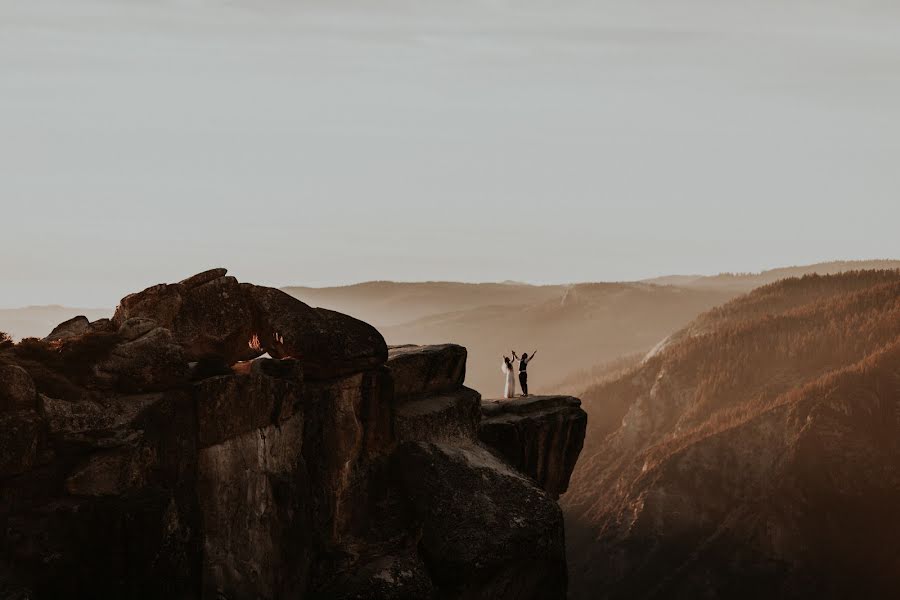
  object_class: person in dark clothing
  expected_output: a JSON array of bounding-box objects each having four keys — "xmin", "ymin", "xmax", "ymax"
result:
[{"xmin": 512, "ymin": 350, "xmax": 537, "ymax": 396}]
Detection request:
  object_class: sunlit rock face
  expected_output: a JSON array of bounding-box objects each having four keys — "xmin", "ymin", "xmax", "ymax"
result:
[{"xmin": 0, "ymin": 270, "xmax": 586, "ymax": 600}]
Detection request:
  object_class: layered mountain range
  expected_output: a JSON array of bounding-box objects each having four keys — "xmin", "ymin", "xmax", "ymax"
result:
[{"xmin": 286, "ymin": 262, "xmax": 900, "ymax": 395}]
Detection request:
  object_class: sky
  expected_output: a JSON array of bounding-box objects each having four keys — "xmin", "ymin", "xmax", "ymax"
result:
[{"xmin": 2, "ymin": 0, "xmax": 899, "ymax": 307}]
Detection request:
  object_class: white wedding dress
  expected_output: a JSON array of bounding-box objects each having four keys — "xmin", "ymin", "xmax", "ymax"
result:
[{"xmin": 501, "ymin": 360, "xmax": 516, "ymax": 399}]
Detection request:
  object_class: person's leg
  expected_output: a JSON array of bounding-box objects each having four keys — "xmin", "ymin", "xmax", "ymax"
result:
[{"xmin": 519, "ymin": 372, "xmax": 528, "ymax": 396}]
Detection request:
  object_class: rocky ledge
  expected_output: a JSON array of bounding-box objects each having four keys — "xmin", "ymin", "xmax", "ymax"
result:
[
  {"xmin": 0, "ymin": 270, "xmax": 587, "ymax": 600},
  {"xmin": 480, "ymin": 396, "xmax": 588, "ymax": 498}
]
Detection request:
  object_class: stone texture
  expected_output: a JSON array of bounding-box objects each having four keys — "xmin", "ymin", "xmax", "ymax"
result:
[
  {"xmin": 302, "ymin": 369, "xmax": 395, "ymax": 544},
  {"xmin": 395, "ymin": 387, "xmax": 482, "ymax": 442},
  {"xmin": 0, "ymin": 410, "xmax": 48, "ymax": 478},
  {"xmin": 1, "ymin": 390, "xmax": 199, "ymax": 599},
  {"xmin": 387, "ymin": 344, "xmax": 467, "ymax": 400},
  {"xmin": 196, "ymin": 370, "xmax": 302, "ymax": 448},
  {"xmin": 0, "ymin": 365, "xmax": 37, "ymax": 412},
  {"xmin": 116, "ymin": 317, "xmax": 158, "ymax": 341},
  {"xmin": 197, "ymin": 414, "xmax": 310, "ymax": 600},
  {"xmin": 113, "ymin": 269, "xmax": 260, "ymax": 364},
  {"xmin": 44, "ymin": 315, "xmax": 90, "ymax": 341},
  {"xmin": 180, "ymin": 268, "xmax": 229, "ymax": 289},
  {"xmin": 246, "ymin": 284, "xmax": 388, "ymax": 380},
  {"xmin": 95, "ymin": 327, "xmax": 189, "ymax": 392},
  {"xmin": 87, "ymin": 318, "xmax": 114, "ymax": 333},
  {"xmin": 111, "ymin": 270, "xmax": 389, "ymax": 378},
  {"xmin": 396, "ymin": 441, "xmax": 568, "ymax": 599},
  {"xmin": 480, "ymin": 395, "xmax": 587, "ymax": 498}
]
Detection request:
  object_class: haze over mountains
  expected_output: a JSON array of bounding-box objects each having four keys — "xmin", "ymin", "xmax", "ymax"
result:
[
  {"xmin": 4, "ymin": 261, "xmax": 898, "ymax": 399},
  {"xmin": 285, "ymin": 261, "xmax": 900, "ymax": 396}
]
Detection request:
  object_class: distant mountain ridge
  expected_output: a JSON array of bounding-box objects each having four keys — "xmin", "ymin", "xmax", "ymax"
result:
[
  {"xmin": 642, "ymin": 259, "xmax": 900, "ymax": 291},
  {"xmin": 284, "ymin": 261, "xmax": 900, "ymax": 395},
  {"xmin": 4, "ymin": 261, "xmax": 898, "ymax": 395}
]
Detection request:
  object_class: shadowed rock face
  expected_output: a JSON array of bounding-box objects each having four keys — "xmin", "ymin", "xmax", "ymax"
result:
[
  {"xmin": 480, "ymin": 396, "xmax": 588, "ymax": 498},
  {"xmin": 111, "ymin": 270, "xmax": 388, "ymax": 379},
  {"xmin": 387, "ymin": 344, "xmax": 467, "ymax": 400},
  {"xmin": 0, "ymin": 272, "xmax": 585, "ymax": 600},
  {"xmin": 396, "ymin": 441, "xmax": 568, "ymax": 599},
  {"xmin": 246, "ymin": 285, "xmax": 388, "ymax": 379},
  {"xmin": 113, "ymin": 270, "xmax": 260, "ymax": 365}
]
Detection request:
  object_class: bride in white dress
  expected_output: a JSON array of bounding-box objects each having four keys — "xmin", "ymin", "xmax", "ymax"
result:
[{"xmin": 500, "ymin": 355, "xmax": 516, "ymax": 399}]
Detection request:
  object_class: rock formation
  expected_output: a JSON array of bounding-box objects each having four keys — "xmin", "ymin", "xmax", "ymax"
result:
[
  {"xmin": 480, "ymin": 396, "xmax": 587, "ymax": 499},
  {"xmin": 0, "ymin": 269, "xmax": 586, "ymax": 600}
]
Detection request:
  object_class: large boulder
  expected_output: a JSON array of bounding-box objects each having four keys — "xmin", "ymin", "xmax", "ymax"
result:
[
  {"xmin": 388, "ymin": 344, "xmax": 478, "ymax": 443},
  {"xmin": 111, "ymin": 270, "xmax": 388, "ymax": 379},
  {"xmin": 44, "ymin": 316, "xmax": 90, "ymax": 342},
  {"xmin": 387, "ymin": 344, "xmax": 467, "ymax": 400},
  {"xmin": 394, "ymin": 387, "xmax": 482, "ymax": 442},
  {"xmin": 112, "ymin": 269, "xmax": 260, "ymax": 364},
  {"xmin": 246, "ymin": 285, "xmax": 388, "ymax": 380},
  {"xmin": 479, "ymin": 396, "xmax": 587, "ymax": 498},
  {"xmin": 95, "ymin": 327, "xmax": 189, "ymax": 393}
]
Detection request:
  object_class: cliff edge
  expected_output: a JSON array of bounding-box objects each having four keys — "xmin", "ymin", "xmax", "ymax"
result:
[{"xmin": 0, "ymin": 269, "xmax": 587, "ymax": 600}]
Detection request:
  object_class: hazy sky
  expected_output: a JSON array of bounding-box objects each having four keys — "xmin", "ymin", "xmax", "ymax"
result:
[{"xmin": 2, "ymin": 0, "xmax": 899, "ymax": 307}]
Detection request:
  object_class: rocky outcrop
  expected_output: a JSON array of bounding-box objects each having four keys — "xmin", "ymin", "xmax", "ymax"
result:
[
  {"xmin": 246, "ymin": 285, "xmax": 388, "ymax": 379},
  {"xmin": 112, "ymin": 269, "xmax": 262, "ymax": 364},
  {"xmin": 111, "ymin": 269, "xmax": 387, "ymax": 378},
  {"xmin": 480, "ymin": 396, "xmax": 587, "ymax": 498},
  {"xmin": 94, "ymin": 326, "xmax": 189, "ymax": 392},
  {"xmin": 44, "ymin": 315, "xmax": 90, "ymax": 341},
  {"xmin": 389, "ymin": 344, "xmax": 481, "ymax": 442},
  {"xmin": 388, "ymin": 344, "xmax": 467, "ymax": 399},
  {"xmin": 0, "ymin": 271, "xmax": 586, "ymax": 600}
]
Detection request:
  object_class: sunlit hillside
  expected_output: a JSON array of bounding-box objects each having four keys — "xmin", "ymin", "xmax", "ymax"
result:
[{"xmin": 564, "ymin": 269, "xmax": 900, "ymax": 599}]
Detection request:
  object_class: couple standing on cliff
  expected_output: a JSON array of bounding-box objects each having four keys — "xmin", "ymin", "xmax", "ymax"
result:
[{"xmin": 500, "ymin": 350, "xmax": 537, "ymax": 399}]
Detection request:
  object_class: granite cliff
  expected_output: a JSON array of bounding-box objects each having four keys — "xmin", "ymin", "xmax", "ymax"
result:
[{"xmin": 0, "ymin": 269, "xmax": 586, "ymax": 600}]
